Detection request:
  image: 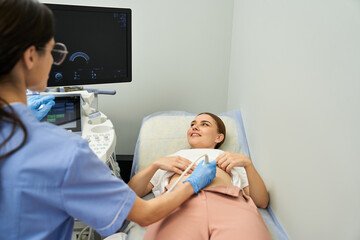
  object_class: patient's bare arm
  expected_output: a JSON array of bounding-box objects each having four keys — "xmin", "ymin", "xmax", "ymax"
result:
[
  {"xmin": 244, "ymin": 162, "xmax": 269, "ymax": 208},
  {"xmin": 128, "ymin": 164, "xmax": 157, "ymax": 197},
  {"xmin": 128, "ymin": 156, "xmax": 194, "ymax": 197}
]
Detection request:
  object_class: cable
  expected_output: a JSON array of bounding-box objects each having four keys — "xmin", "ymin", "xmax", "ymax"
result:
[
  {"xmin": 87, "ymin": 227, "xmax": 93, "ymax": 240},
  {"xmin": 166, "ymin": 154, "xmax": 209, "ymax": 193},
  {"xmin": 108, "ymin": 154, "xmax": 121, "ymax": 178},
  {"xmin": 78, "ymin": 226, "xmax": 90, "ymax": 240}
]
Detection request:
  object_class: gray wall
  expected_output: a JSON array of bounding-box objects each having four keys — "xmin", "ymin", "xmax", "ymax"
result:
[
  {"xmin": 42, "ymin": 0, "xmax": 234, "ymax": 154},
  {"xmin": 228, "ymin": 0, "xmax": 360, "ymax": 239}
]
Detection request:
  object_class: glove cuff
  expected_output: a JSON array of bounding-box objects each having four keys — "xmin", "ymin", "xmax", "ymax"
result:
[{"xmin": 183, "ymin": 179, "xmax": 199, "ymax": 194}]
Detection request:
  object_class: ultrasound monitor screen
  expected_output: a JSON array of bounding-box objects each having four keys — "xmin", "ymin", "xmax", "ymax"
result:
[
  {"xmin": 41, "ymin": 95, "xmax": 81, "ymax": 132},
  {"xmin": 46, "ymin": 4, "xmax": 132, "ymax": 87}
]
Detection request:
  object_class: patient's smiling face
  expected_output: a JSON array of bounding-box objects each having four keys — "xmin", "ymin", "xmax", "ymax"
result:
[{"xmin": 187, "ymin": 114, "xmax": 224, "ymax": 149}]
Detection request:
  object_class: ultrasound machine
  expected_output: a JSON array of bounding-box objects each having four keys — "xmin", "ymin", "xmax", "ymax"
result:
[
  {"xmin": 36, "ymin": 4, "xmax": 132, "ymax": 239},
  {"xmin": 39, "ymin": 91, "xmax": 119, "ymax": 172}
]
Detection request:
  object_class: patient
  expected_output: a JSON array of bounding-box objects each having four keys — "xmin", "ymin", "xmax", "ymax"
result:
[{"xmin": 128, "ymin": 112, "xmax": 271, "ymax": 240}]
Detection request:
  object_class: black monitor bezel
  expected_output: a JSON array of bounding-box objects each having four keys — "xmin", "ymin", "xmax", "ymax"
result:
[{"xmin": 45, "ymin": 3, "xmax": 132, "ymax": 87}]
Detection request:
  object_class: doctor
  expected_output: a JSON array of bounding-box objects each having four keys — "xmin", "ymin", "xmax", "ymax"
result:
[{"xmin": 0, "ymin": 0, "xmax": 216, "ymax": 239}]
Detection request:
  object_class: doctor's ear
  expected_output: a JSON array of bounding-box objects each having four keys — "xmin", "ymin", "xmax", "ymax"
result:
[
  {"xmin": 215, "ymin": 133, "xmax": 225, "ymax": 143},
  {"xmin": 22, "ymin": 46, "xmax": 37, "ymax": 70}
]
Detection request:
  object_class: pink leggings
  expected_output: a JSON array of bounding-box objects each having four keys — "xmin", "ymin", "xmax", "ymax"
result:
[{"xmin": 143, "ymin": 186, "xmax": 271, "ymax": 240}]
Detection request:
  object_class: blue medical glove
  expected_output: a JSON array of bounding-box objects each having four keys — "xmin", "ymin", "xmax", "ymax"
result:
[
  {"xmin": 27, "ymin": 95, "xmax": 55, "ymax": 120},
  {"xmin": 183, "ymin": 160, "xmax": 217, "ymax": 194}
]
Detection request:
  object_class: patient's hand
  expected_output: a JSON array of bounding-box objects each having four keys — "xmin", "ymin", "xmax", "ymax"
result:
[
  {"xmin": 154, "ymin": 156, "xmax": 195, "ymax": 175},
  {"xmin": 216, "ymin": 152, "xmax": 251, "ymax": 173}
]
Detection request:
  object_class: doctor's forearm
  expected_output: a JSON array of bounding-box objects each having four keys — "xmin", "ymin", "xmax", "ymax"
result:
[{"xmin": 127, "ymin": 182, "xmax": 194, "ymax": 227}]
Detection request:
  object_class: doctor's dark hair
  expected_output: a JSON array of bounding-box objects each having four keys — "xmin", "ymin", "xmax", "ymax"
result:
[
  {"xmin": 198, "ymin": 112, "xmax": 226, "ymax": 149},
  {"xmin": 0, "ymin": 0, "xmax": 54, "ymax": 76},
  {"xmin": 0, "ymin": 0, "xmax": 54, "ymax": 161}
]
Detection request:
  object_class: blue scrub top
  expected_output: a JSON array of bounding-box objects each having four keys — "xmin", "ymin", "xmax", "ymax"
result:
[{"xmin": 0, "ymin": 103, "xmax": 136, "ymax": 239}]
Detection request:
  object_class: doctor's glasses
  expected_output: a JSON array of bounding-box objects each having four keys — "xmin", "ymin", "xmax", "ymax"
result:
[{"xmin": 39, "ymin": 42, "xmax": 68, "ymax": 65}]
